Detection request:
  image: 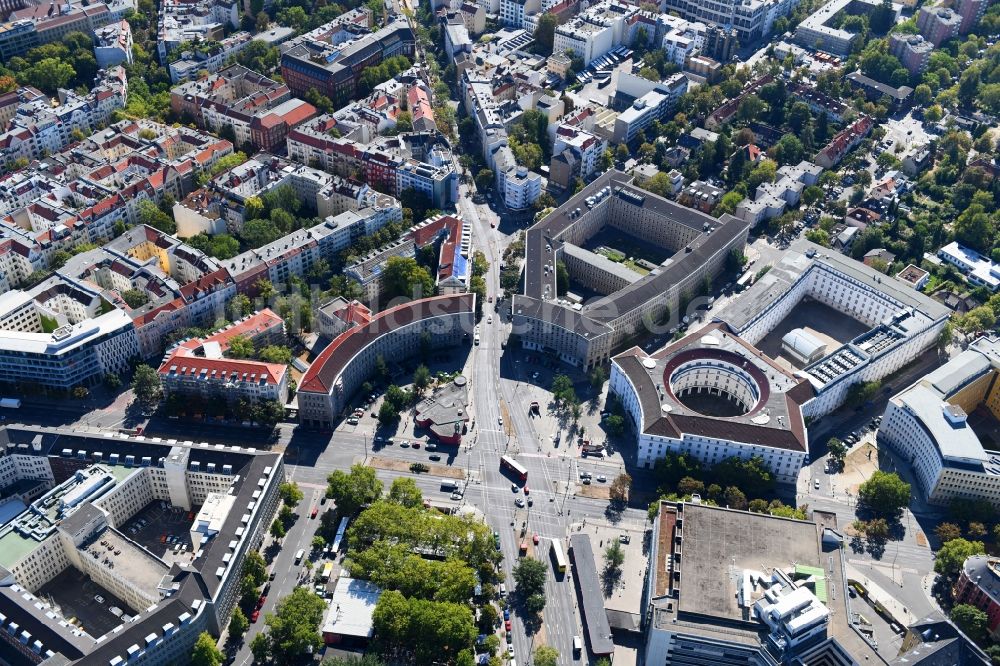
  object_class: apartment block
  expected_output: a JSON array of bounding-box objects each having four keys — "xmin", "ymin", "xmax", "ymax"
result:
[
  {"xmin": 170, "ymin": 65, "xmax": 316, "ymax": 152},
  {"xmin": 94, "ymin": 19, "xmax": 134, "ymax": 68},
  {"xmin": 0, "ymin": 67, "xmax": 128, "ymax": 165},
  {"xmin": 280, "ymin": 19, "xmax": 415, "ymax": 104}
]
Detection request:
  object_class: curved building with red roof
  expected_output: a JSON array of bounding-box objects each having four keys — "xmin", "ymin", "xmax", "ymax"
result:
[
  {"xmin": 297, "ymin": 293, "xmax": 476, "ymax": 428},
  {"xmin": 610, "ymin": 322, "xmax": 813, "ymax": 485}
]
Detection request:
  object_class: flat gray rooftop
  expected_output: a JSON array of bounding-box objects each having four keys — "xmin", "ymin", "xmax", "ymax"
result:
[{"xmin": 678, "ymin": 504, "xmax": 820, "ymax": 622}]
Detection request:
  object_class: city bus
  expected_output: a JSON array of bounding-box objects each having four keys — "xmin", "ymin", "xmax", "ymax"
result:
[
  {"xmin": 500, "ymin": 455, "xmax": 528, "ymax": 483},
  {"xmin": 331, "ymin": 516, "xmax": 350, "ymax": 553},
  {"xmin": 550, "ymin": 538, "xmax": 567, "ymax": 575}
]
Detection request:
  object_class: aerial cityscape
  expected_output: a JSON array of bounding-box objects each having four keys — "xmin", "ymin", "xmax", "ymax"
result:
[{"xmin": 0, "ymin": 0, "xmax": 998, "ymax": 662}]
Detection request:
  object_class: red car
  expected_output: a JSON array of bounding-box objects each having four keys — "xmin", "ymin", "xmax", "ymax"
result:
[
  {"xmin": 412, "ymin": 441, "xmax": 421, "ymax": 449},
  {"xmin": 310, "ymin": 507, "xmax": 318, "ymax": 519},
  {"xmin": 251, "ymin": 610, "xmax": 260, "ymax": 623},
  {"xmin": 257, "ymin": 595, "xmax": 266, "ymax": 608},
  {"xmin": 505, "ymin": 620, "xmax": 512, "ymax": 632},
  {"xmin": 523, "ymin": 486, "xmax": 530, "ymax": 495},
  {"xmin": 533, "ymin": 533, "xmax": 539, "ymax": 545}
]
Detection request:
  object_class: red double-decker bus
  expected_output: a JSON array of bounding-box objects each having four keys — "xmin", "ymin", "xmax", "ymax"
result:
[{"xmin": 500, "ymin": 455, "xmax": 527, "ymax": 483}]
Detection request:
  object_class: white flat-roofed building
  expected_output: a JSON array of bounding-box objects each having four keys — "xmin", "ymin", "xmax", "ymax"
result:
[
  {"xmin": 717, "ymin": 240, "xmax": 951, "ymax": 417},
  {"xmin": 321, "ymin": 577, "xmax": 382, "ymax": 644},
  {"xmin": 878, "ymin": 337, "xmax": 1000, "ymax": 507},
  {"xmin": 0, "ymin": 285, "xmax": 139, "ymax": 390},
  {"xmin": 938, "ymin": 241, "xmax": 1000, "ymax": 292}
]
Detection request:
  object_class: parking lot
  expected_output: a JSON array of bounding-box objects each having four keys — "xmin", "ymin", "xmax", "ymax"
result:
[
  {"xmin": 123, "ymin": 501, "xmax": 196, "ymax": 565},
  {"xmin": 38, "ymin": 568, "xmax": 128, "ymax": 638}
]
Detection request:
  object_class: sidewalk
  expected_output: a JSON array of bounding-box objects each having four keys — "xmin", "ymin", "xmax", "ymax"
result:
[{"xmin": 845, "ymin": 562, "xmax": 916, "ymax": 627}]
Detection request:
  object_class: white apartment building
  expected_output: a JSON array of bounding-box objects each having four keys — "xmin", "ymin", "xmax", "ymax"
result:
[
  {"xmin": 662, "ymin": 0, "xmax": 800, "ymax": 44},
  {"xmin": 0, "ymin": 286, "xmax": 139, "ymax": 390},
  {"xmin": 938, "ymin": 241, "xmax": 1000, "ymax": 292},
  {"xmin": 878, "ymin": 337, "xmax": 1000, "ymax": 507},
  {"xmin": 500, "ymin": 0, "xmax": 539, "ymax": 28},
  {"xmin": 612, "ymin": 73, "xmax": 688, "ymax": 144},
  {"xmin": 553, "ymin": 125, "xmax": 608, "ymax": 181},
  {"xmin": 494, "ymin": 146, "xmax": 543, "ymax": 210}
]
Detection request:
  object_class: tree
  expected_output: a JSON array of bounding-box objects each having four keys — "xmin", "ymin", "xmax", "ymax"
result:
[
  {"xmin": 249, "ymin": 632, "xmax": 271, "ymax": 662},
  {"xmin": 615, "ymin": 143, "xmax": 630, "ymax": 163},
  {"xmin": 513, "ymin": 557, "xmax": 547, "ymax": 598},
  {"xmin": 50, "ymin": 249, "xmax": 72, "ymax": 269},
  {"xmin": 378, "ymin": 401, "xmax": 400, "ymax": 426},
  {"xmin": 534, "ymin": 646, "xmax": 559, "ymax": 666},
  {"xmin": 935, "ymin": 522, "xmax": 963, "ymax": 543},
  {"xmin": 326, "ymin": 464, "xmax": 383, "ymax": 516},
  {"xmin": 604, "ymin": 540, "xmax": 624, "ymax": 576},
  {"xmin": 258, "ymin": 345, "xmax": 292, "ymax": 364},
  {"xmin": 845, "ymin": 380, "xmax": 880, "ymax": 407},
  {"xmin": 388, "ymin": 477, "xmax": 423, "ymax": 508},
  {"xmin": 191, "ymin": 632, "xmax": 223, "ymax": 666},
  {"xmin": 230, "ymin": 606, "xmax": 249, "ymax": 637},
  {"xmin": 136, "ymin": 199, "xmax": 175, "ymax": 234},
  {"xmin": 934, "ymin": 538, "xmax": 985, "ymax": 577},
  {"xmin": 264, "ymin": 587, "xmax": 327, "ymax": 662},
  {"xmin": 270, "ymin": 518, "xmax": 286, "ymax": 539},
  {"xmin": 132, "ymin": 364, "xmax": 162, "ymax": 409},
  {"xmin": 23, "ymin": 57, "xmax": 74, "ymax": 94},
  {"xmin": 475, "ymin": 168, "xmax": 494, "ymax": 192},
  {"xmin": 242, "ymin": 550, "xmax": 267, "ymax": 587},
  {"xmin": 609, "ymin": 473, "xmax": 632, "ymax": 504},
  {"xmin": 413, "ymin": 364, "xmax": 431, "ymax": 393},
  {"xmin": 723, "ymin": 486, "xmax": 748, "ymax": 510},
  {"xmin": 555, "ymin": 260, "xmax": 569, "ymax": 296},
  {"xmin": 827, "ymin": 438, "xmax": 847, "ymax": 467},
  {"xmin": 952, "ymin": 604, "xmax": 989, "ymax": 642},
  {"xmin": 676, "ymin": 476, "xmax": 704, "ymax": 496},
  {"xmin": 858, "ymin": 471, "xmax": 910, "ymax": 517},
  {"xmin": 605, "ymin": 414, "xmax": 625, "ymax": 436},
  {"xmin": 382, "ymin": 256, "xmax": 435, "ymax": 301},
  {"xmin": 279, "ymin": 482, "xmax": 304, "ymax": 507},
  {"xmin": 533, "ymin": 13, "xmax": 557, "ymax": 54}
]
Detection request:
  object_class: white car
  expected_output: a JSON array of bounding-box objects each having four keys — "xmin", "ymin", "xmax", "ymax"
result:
[
  {"xmin": 508, "ymin": 645, "xmax": 515, "ymax": 656},
  {"xmin": 487, "ymin": 315, "xmax": 493, "ymax": 324},
  {"xmin": 94, "ymin": 595, "xmax": 105, "ymax": 604},
  {"xmin": 498, "ymin": 417, "xmax": 503, "ymax": 427},
  {"xmin": 596, "ymin": 475, "xmax": 607, "ymax": 483}
]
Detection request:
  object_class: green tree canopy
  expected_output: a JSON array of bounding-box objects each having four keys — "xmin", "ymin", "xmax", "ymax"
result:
[
  {"xmin": 382, "ymin": 256, "xmax": 435, "ymax": 301},
  {"xmin": 513, "ymin": 557, "xmax": 547, "ymax": 598},
  {"xmin": 952, "ymin": 603, "xmax": 988, "ymax": 642},
  {"xmin": 858, "ymin": 471, "xmax": 910, "ymax": 517},
  {"xmin": 388, "ymin": 477, "xmax": 424, "ymax": 508},
  {"xmin": 191, "ymin": 632, "xmax": 223, "ymax": 666},
  {"xmin": 326, "ymin": 464, "xmax": 383, "ymax": 516},
  {"xmin": 132, "ymin": 364, "xmax": 162, "ymax": 409},
  {"xmin": 935, "ymin": 538, "xmax": 985, "ymax": 577},
  {"xmin": 262, "ymin": 587, "xmax": 327, "ymax": 661}
]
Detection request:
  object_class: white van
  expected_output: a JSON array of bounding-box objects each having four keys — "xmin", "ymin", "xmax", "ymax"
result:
[
  {"xmin": 499, "ymin": 583, "xmax": 507, "ymax": 597},
  {"xmin": 573, "ymin": 635, "xmax": 582, "ymax": 657},
  {"xmin": 295, "ymin": 549, "xmax": 304, "ymax": 565}
]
